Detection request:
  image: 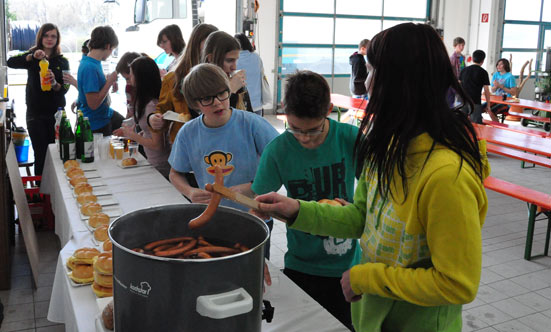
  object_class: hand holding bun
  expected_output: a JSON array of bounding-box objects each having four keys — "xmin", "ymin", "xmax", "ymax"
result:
[
  {"xmin": 70, "ymin": 175, "xmax": 88, "ymax": 187},
  {"xmin": 122, "ymin": 157, "xmax": 137, "ymax": 167},
  {"xmin": 89, "ymin": 212, "xmax": 109, "ymax": 228},
  {"xmin": 74, "ymin": 183, "xmax": 93, "ymax": 195},
  {"xmin": 318, "ymin": 199, "xmax": 343, "ymax": 206},
  {"xmin": 81, "ymin": 202, "xmax": 102, "ymax": 216},
  {"xmin": 64, "ymin": 160, "xmax": 79, "ymax": 170}
]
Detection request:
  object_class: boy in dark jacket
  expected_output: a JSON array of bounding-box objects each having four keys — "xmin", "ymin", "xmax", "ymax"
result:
[{"xmin": 349, "ymin": 39, "xmax": 370, "ymax": 98}]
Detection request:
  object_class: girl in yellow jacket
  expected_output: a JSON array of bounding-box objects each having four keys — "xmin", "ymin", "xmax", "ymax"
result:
[{"xmin": 255, "ymin": 23, "xmax": 489, "ymax": 332}]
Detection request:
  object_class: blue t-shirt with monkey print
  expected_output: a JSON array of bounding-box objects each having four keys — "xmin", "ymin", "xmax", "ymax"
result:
[{"xmin": 169, "ymin": 108, "xmax": 279, "ymax": 212}]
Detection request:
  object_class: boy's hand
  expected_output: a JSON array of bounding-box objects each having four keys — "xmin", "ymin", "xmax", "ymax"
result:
[
  {"xmin": 106, "ymin": 71, "xmax": 118, "ymax": 87},
  {"xmin": 149, "ymin": 113, "xmax": 165, "ymax": 130},
  {"xmin": 254, "ymin": 192, "xmax": 299, "ymax": 223},
  {"xmin": 341, "ymin": 269, "xmax": 362, "ymax": 303},
  {"xmin": 188, "ymin": 188, "xmax": 213, "ymax": 204}
]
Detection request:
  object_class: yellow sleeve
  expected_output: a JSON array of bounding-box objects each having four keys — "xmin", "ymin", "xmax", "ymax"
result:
[
  {"xmin": 156, "ymin": 72, "xmax": 175, "ymax": 114},
  {"xmin": 350, "ymin": 165, "xmax": 487, "ymax": 306}
]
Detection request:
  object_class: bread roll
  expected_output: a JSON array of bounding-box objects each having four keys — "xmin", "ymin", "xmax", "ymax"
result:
[
  {"xmin": 68, "ymin": 264, "xmax": 94, "ymax": 284},
  {"xmin": 70, "ymin": 175, "xmax": 88, "ymax": 187},
  {"xmin": 89, "ymin": 212, "xmax": 110, "ymax": 228},
  {"xmin": 103, "ymin": 239, "xmax": 113, "ymax": 252},
  {"xmin": 178, "ymin": 112, "xmax": 191, "ymax": 122},
  {"xmin": 318, "ymin": 199, "xmax": 343, "ymax": 206},
  {"xmin": 74, "ymin": 183, "xmax": 93, "ymax": 195},
  {"xmin": 122, "ymin": 157, "xmax": 137, "ymax": 167},
  {"xmin": 94, "ymin": 271, "xmax": 113, "ymax": 288},
  {"xmin": 81, "ymin": 202, "xmax": 102, "ymax": 216},
  {"xmin": 69, "ymin": 247, "xmax": 100, "ymax": 265},
  {"xmin": 102, "ymin": 300, "xmax": 114, "ymax": 330},
  {"xmin": 77, "ymin": 192, "xmax": 97, "ymax": 205},
  {"xmin": 94, "ymin": 225, "xmax": 109, "ymax": 242},
  {"xmin": 64, "ymin": 160, "xmax": 79, "ymax": 170},
  {"xmin": 67, "ymin": 167, "xmax": 84, "ymax": 179},
  {"xmin": 93, "ymin": 252, "xmax": 113, "ymax": 275},
  {"xmin": 92, "ymin": 281, "xmax": 113, "ymax": 298}
]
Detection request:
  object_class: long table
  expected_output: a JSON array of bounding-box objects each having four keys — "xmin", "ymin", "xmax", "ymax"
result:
[
  {"xmin": 474, "ymin": 123, "xmax": 551, "ymax": 157},
  {"xmin": 42, "ymin": 144, "xmax": 348, "ymax": 331}
]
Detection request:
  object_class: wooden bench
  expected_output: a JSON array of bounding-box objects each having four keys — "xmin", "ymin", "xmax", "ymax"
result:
[
  {"xmin": 484, "ymin": 176, "xmax": 551, "ymax": 260},
  {"xmin": 482, "ymin": 119, "xmax": 551, "ymax": 138},
  {"xmin": 486, "ymin": 143, "xmax": 551, "ymax": 169},
  {"xmin": 330, "ymin": 93, "xmax": 367, "ymax": 124}
]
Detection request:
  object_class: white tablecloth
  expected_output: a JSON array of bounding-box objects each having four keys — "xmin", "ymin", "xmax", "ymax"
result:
[{"xmin": 43, "ymin": 144, "xmax": 348, "ymax": 331}]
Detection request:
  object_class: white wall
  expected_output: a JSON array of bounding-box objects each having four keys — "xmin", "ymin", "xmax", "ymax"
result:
[{"xmin": 256, "ymin": 0, "xmax": 278, "ymax": 112}]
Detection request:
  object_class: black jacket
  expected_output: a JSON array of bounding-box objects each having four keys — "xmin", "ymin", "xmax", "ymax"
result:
[
  {"xmin": 349, "ymin": 52, "xmax": 368, "ymax": 95},
  {"xmin": 7, "ymin": 51, "xmax": 69, "ymax": 117}
]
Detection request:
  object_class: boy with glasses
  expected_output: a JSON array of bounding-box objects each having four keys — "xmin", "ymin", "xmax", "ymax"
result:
[
  {"xmin": 251, "ymin": 70, "xmax": 361, "ymax": 330},
  {"xmin": 168, "ymin": 63, "xmax": 278, "ymax": 256}
]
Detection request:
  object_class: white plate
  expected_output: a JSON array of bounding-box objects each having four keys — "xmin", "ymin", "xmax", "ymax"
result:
[
  {"xmin": 72, "ymin": 186, "xmax": 112, "ymax": 198},
  {"xmin": 116, "ymin": 158, "xmax": 150, "ymax": 169},
  {"xmin": 77, "ymin": 195, "xmax": 118, "ymax": 208},
  {"xmin": 66, "ymin": 272, "xmax": 93, "ymax": 287},
  {"xmin": 96, "ymin": 297, "xmax": 113, "ymax": 312},
  {"xmin": 69, "ymin": 177, "xmax": 105, "ymax": 189},
  {"xmin": 162, "ymin": 110, "xmax": 190, "ymax": 123},
  {"xmin": 79, "ymin": 204, "xmax": 122, "ymax": 221},
  {"xmin": 66, "ymin": 170, "xmax": 101, "ymax": 180}
]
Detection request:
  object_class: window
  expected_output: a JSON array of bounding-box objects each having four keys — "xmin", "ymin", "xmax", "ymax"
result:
[
  {"xmin": 278, "ymin": 0, "xmax": 430, "ymax": 101},
  {"xmin": 501, "ymin": 0, "xmax": 551, "ymax": 74}
]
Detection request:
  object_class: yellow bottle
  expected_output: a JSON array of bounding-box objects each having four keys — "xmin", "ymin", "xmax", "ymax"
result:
[{"xmin": 39, "ymin": 59, "xmax": 51, "ymax": 91}]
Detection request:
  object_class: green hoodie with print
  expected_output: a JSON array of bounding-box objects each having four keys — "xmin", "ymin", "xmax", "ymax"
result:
[{"xmin": 291, "ymin": 133, "xmax": 490, "ymax": 332}]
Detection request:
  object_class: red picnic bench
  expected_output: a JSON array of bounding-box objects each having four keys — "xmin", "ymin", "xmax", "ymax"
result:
[
  {"xmin": 483, "ymin": 176, "xmax": 551, "ymax": 260},
  {"xmin": 330, "ymin": 93, "xmax": 367, "ymax": 124},
  {"xmin": 482, "ymin": 119, "xmax": 551, "ymax": 138}
]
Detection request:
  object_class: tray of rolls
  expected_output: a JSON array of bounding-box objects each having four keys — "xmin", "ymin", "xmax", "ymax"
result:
[{"xmin": 65, "ymin": 248, "xmax": 113, "ymax": 299}]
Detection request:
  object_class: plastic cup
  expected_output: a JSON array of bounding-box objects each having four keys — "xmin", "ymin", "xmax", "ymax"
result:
[
  {"xmin": 62, "ymin": 70, "xmax": 71, "ymax": 90},
  {"xmin": 122, "ymin": 118, "xmax": 135, "ymax": 128},
  {"xmin": 114, "ymin": 145, "xmax": 124, "ymax": 160}
]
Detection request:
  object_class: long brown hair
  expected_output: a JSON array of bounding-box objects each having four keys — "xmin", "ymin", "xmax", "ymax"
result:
[
  {"xmin": 157, "ymin": 24, "xmax": 185, "ymax": 56},
  {"xmin": 30, "ymin": 23, "xmax": 61, "ymax": 56},
  {"xmin": 173, "ymin": 23, "xmax": 218, "ymax": 100},
  {"xmin": 200, "ymin": 31, "xmax": 240, "ymax": 68},
  {"xmin": 130, "ymin": 56, "xmax": 162, "ymax": 121}
]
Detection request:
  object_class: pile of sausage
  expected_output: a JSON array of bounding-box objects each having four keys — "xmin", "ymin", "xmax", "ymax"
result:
[{"xmin": 132, "ymin": 236, "xmax": 249, "ymax": 259}]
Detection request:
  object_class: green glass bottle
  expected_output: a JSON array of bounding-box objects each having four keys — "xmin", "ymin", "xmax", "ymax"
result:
[
  {"xmin": 60, "ymin": 113, "xmax": 75, "ymax": 162},
  {"xmin": 82, "ymin": 117, "xmax": 94, "ymax": 163},
  {"xmin": 75, "ymin": 110, "xmax": 84, "ymax": 160},
  {"xmin": 58, "ymin": 110, "xmax": 67, "ymax": 159}
]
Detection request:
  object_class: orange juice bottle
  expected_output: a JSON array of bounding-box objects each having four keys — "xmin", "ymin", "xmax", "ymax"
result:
[{"xmin": 39, "ymin": 59, "xmax": 51, "ymax": 91}]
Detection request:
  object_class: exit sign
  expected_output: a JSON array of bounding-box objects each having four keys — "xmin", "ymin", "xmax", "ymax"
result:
[{"xmin": 481, "ymin": 13, "xmax": 489, "ymax": 23}]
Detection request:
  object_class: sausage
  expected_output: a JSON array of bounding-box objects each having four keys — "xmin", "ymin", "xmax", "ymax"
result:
[
  {"xmin": 188, "ymin": 166, "xmax": 224, "ymax": 229},
  {"xmin": 153, "ymin": 241, "xmax": 184, "ymax": 253},
  {"xmin": 144, "ymin": 236, "xmax": 194, "ymax": 251},
  {"xmin": 197, "ymin": 252, "xmax": 212, "ymax": 259},
  {"xmin": 183, "ymin": 246, "xmax": 239, "ymax": 257},
  {"xmin": 154, "ymin": 239, "xmax": 198, "ymax": 257}
]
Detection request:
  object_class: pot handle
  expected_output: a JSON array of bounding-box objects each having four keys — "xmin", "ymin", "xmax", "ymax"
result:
[{"xmin": 196, "ymin": 287, "xmax": 253, "ymax": 319}]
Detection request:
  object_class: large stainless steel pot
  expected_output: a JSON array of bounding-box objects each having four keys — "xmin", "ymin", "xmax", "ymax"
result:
[{"xmin": 109, "ymin": 204, "xmax": 269, "ymax": 332}]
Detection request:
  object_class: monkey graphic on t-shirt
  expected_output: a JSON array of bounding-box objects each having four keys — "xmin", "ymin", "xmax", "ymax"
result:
[{"xmin": 204, "ymin": 150, "xmax": 235, "ymax": 176}]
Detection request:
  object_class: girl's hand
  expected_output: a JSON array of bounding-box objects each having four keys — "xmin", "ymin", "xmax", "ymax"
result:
[
  {"xmin": 229, "ymin": 70, "xmax": 246, "ymax": 93},
  {"xmin": 149, "ymin": 113, "xmax": 165, "ymax": 130},
  {"xmin": 188, "ymin": 188, "xmax": 213, "ymax": 204},
  {"xmin": 33, "ymin": 50, "xmax": 46, "ymax": 60},
  {"xmin": 113, "ymin": 124, "xmax": 135, "ymax": 138},
  {"xmin": 46, "ymin": 70, "xmax": 57, "ymax": 85},
  {"xmin": 254, "ymin": 192, "xmax": 299, "ymax": 222},
  {"xmin": 341, "ymin": 269, "xmax": 362, "ymax": 303},
  {"xmin": 159, "ymin": 68, "xmax": 168, "ymax": 78},
  {"xmin": 334, "ymin": 198, "xmax": 351, "ymax": 206}
]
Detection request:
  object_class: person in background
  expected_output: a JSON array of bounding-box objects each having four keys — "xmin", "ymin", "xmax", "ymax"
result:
[
  {"xmin": 77, "ymin": 25, "xmax": 124, "ymax": 136},
  {"xmin": 201, "ymin": 31, "xmax": 253, "ymax": 112},
  {"xmin": 459, "ymin": 50, "xmax": 495, "ymax": 123},
  {"xmin": 254, "ymin": 23, "xmax": 489, "ymax": 332},
  {"xmin": 114, "ymin": 57, "xmax": 171, "ymax": 178},
  {"xmin": 448, "ymin": 37, "xmax": 466, "ymax": 106},
  {"xmin": 490, "ymin": 58, "xmax": 518, "ymax": 121},
  {"xmin": 235, "ymin": 33, "xmax": 265, "ymax": 116},
  {"xmin": 252, "ymin": 70, "xmax": 361, "ymax": 330},
  {"xmin": 7, "ymin": 23, "xmax": 69, "ymax": 176},
  {"xmin": 157, "ymin": 24, "xmax": 186, "ymax": 73},
  {"xmin": 349, "ymin": 39, "xmax": 370, "ymax": 99},
  {"xmin": 149, "ymin": 23, "xmax": 219, "ymax": 143},
  {"xmin": 115, "ymin": 52, "xmax": 142, "ymax": 118},
  {"xmin": 169, "ymin": 64, "xmax": 278, "ymax": 257},
  {"xmin": 66, "ymin": 39, "xmax": 91, "ymax": 113}
]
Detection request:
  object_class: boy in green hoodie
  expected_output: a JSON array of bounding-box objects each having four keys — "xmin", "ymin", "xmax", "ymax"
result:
[{"xmin": 254, "ymin": 23, "xmax": 489, "ymax": 332}]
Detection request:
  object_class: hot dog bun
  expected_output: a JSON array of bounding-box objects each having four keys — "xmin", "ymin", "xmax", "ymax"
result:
[
  {"xmin": 67, "ymin": 167, "xmax": 84, "ymax": 179},
  {"xmin": 121, "ymin": 157, "xmax": 137, "ymax": 167},
  {"xmin": 67, "ymin": 247, "xmax": 100, "ymax": 266},
  {"xmin": 318, "ymin": 199, "xmax": 343, "ymax": 206},
  {"xmin": 74, "ymin": 183, "xmax": 93, "ymax": 195},
  {"xmin": 77, "ymin": 192, "xmax": 97, "ymax": 205},
  {"xmin": 94, "ymin": 225, "xmax": 109, "ymax": 242},
  {"xmin": 68, "ymin": 264, "xmax": 94, "ymax": 284},
  {"xmin": 64, "ymin": 160, "xmax": 79, "ymax": 170},
  {"xmin": 81, "ymin": 202, "xmax": 102, "ymax": 216},
  {"xmin": 103, "ymin": 239, "xmax": 112, "ymax": 252},
  {"xmin": 93, "ymin": 252, "xmax": 113, "ymax": 275},
  {"xmin": 92, "ymin": 281, "xmax": 113, "ymax": 298},
  {"xmin": 94, "ymin": 270, "xmax": 113, "ymax": 288},
  {"xmin": 89, "ymin": 212, "xmax": 110, "ymax": 228}
]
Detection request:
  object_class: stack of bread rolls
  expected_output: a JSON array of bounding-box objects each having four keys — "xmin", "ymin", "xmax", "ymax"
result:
[
  {"xmin": 92, "ymin": 252, "xmax": 113, "ymax": 297},
  {"xmin": 66, "ymin": 248, "xmax": 100, "ymax": 284}
]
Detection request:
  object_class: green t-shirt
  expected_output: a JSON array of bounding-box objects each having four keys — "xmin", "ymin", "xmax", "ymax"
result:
[{"xmin": 252, "ymin": 118, "xmax": 361, "ymax": 277}]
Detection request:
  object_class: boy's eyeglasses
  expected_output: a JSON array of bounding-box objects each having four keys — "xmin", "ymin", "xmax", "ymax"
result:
[
  {"xmin": 285, "ymin": 118, "xmax": 326, "ymax": 136},
  {"xmin": 197, "ymin": 89, "xmax": 231, "ymax": 106}
]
